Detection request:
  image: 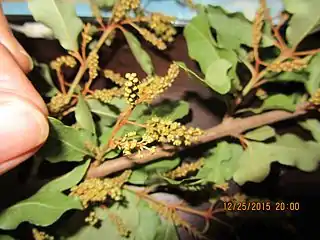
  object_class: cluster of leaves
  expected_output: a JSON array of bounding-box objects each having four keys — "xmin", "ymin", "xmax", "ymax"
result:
[{"xmin": 1, "ymin": 0, "xmax": 320, "ymax": 239}]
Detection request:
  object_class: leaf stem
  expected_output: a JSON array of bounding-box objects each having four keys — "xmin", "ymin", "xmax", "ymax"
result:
[
  {"xmin": 66, "ymin": 25, "xmax": 116, "ymax": 101},
  {"xmin": 87, "ymin": 103, "xmax": 309, "ymax": 178}
]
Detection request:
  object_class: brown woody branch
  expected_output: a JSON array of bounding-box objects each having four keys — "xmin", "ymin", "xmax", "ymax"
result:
[{"xmin": 86, "ymin": 104, "xmax": 308, "ymax": 179}]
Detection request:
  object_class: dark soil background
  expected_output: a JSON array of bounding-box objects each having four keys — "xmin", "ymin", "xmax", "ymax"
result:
[{"xmin": 1, "ymin": 16, "xmax": 320, "ymax": 240}]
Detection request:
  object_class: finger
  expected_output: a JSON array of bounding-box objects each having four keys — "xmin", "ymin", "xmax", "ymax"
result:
[
  {"xmin": 0, "ymin": 4, "xmax": 33, "ymax": 73},
  {"xmin": 0, "ymin": 92, "xmax": 49, "ymax": 164},
  {"xmin": 0, "ymin": 44, "xmax": 48, "ymax": 115},
  {"xmin": 0, "ymin": 147, "xmax": 41, "ymax": 175}
]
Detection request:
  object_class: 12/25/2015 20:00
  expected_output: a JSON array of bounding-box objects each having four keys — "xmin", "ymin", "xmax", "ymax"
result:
[{"xmin": 223, "ymin": 201, "xmax": 300, "ymax": 212}]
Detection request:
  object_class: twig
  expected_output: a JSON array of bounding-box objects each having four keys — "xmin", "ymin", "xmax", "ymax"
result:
[{"xmin": 87, "ymin": 104, "xmax": 308, "ymax": 178}]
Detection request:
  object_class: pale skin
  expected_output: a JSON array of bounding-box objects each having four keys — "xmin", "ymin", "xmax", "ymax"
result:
[{"xmin": 0, "ymin": 5, "xmax": 49, "ymax": 175}]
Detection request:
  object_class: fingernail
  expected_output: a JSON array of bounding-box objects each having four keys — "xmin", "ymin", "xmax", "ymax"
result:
[
  {"xmin": 20, "ymin": 50, "xmax": 34, "ymax": 72},
  {"xmin": 0, "ymin": 97, "xmax": 49, "ymax": 163}
]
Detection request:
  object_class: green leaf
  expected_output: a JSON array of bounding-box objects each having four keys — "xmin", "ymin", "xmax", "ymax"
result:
[
  {"xmin": 267, "ymin": 71, "xmax": 309, "ymax": 83},
  {"xmin": 129, "ymin": 157, "xmax": 180, "ymax": 184},
  {"xmin": 151, "ymin": 100, "xmax": 189, "ymax": 121},
  {"xmin": 30, "ymin": 60, "xmax": 59, "ymax": 97},
  {"xmin": 38, "ymin": 117, "xmax": 95, "ymax": 163},
  {"xmin": 0, "ymin": 235, "xmax": 14, "ymax": 240},
  {"xmin": 184, "ymin": 7, "xmax": 219, "ymax": 74},
  {"xmin": 66, "ymin": 190, "xmax": 160, "ymax": 240},
  {"xmin": 205, "ymin": 59, "xmax": 232, "ymax": 94},
  {"xmin": 239, "ymin": 94, "xmax": 297, "ymax": 113},
  {"xmin": 299, "ymin": 119, "xmax": 320, "ymax": 142},
  {"xmin": 75, "ymin": 95, "xmax": 96, "ymax": 135},
  {"xmin": 244, "ymin": 126, "xmax": 276, "ymax": 141},
  {"xmin": 196, "ymin": 142, "xmax": 243, "ymax": 184},
  {"xmin": 206, "ymin": 5, "xmax": 273, "ymax": 49},
  {"xmin": 233, "ymin": 134, "xmax": 320, "ymax": 185},
  {"xmin": 123, "ymin": 30, "xmax": 154, "ymax": 75},
  {"xmin": 284, "ymin": 0, "xmax": 320, "ymax": 48},
  {"xmin": 306, "ymin": 53, "xmax": 320, "ymax": 95},
  {"xmin": 87, "ymin": 98, "xmax": 127, "ymax": 126},
  {"xmin": 0, "ymin": 190, "xmax": 82, "ymax": 230},
  {"xmin": 41, "ymin": 160, "xmax": 90, "ymax": 192},
  {"xmin": 27, "ymin": 0, "xmax": 83, "ymax": 51},
  {"xmin": 154, "ymin": 220, "xmax": 178, "ymax": 240}
]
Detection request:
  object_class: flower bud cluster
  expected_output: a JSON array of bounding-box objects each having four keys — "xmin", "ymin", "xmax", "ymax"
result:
[
  {"xmin": 85, "ymin": 211, "xmax": 99, "ymax": 226},
  {"xmin": 252, "ymin": 2, "xmax": 266, "ymax": 48},
  {"xmin": 87, "ymin": 52, "xmax": 99, "ymax": 80},
  {"xmin": 136, "ymin": 27, "xmax": 166, "ymax": 50},
  {"xmin": 148, "ymin": 13, "xmax": 176, "ymax": 43},
  {"xmin": 138, "ymin": 63, "xmax": 180, "ymax": 102},
  {"xmin": 164, "ymin": 158, "xmax": 204, "ymax": 179},
  {"xmin": 104, "ymin": 69, "xmax": 126, "ymax": 86},
  {"xmin": 50, "ymin": 55, "xmax": 77, "ymax": 71},
  {"xmin": 32, "ymin": 228, "xmax": 54, "ymax": 240},
  {"xmin": 310, "ymin": 89, "xmax": 320, "ymax": 106},
  {"xmin": 111, "ymin": 0, "xmax": 140, "ymax": 23},
  {"xmin": 92, "ymin": 88, "xmax": 123, "ymax": 103},
  {"xmin": 145, "ymin": 117, "xmax": 203, "ymax": 146},
  {"xmin": 47, "ymin": 93, "xmax": 69, "ymax": 114},
  {"xmin": 82, "ymin": 23, "xmax": 93, "ymax": 45},
  {"xmin": 268, "ymin": 58, "xmax": 308, "ymax": 72},
  {"xmin": 70, "ymin": 170, "xmax": 131, "ymax": 208},
  {"xmin": 124, "ymin": 73, "xmax": 140, "ymax": 105}
]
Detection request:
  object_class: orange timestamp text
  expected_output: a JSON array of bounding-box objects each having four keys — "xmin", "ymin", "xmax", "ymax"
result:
[{"xmin": 223, "ymin": 200, "xmax": 300, "ymax": 212}]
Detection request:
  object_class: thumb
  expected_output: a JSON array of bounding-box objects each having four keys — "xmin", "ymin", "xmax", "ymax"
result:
[{"xmin": 0, "ymin": 44, "xmax": 49, "ymax": 175}]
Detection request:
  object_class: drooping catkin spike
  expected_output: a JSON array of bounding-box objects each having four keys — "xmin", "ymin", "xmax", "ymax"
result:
[
  {"xmin": 47, "ymin": 93, "xmax": 70, "ymax": 115},
  {"xmin": 87, "ymin": 52, "xmax": 99, "ymax": 80},
  {"xmin": 164, "ymin": 158, "xmax": 204, "ymax": 179},
  {"xmin": 81, "ymin": 23, "xmax": 93, "ymax": 46},
  {"xmin": 69, "ymin": 170, "xmax": 132, "ymax": 208},
  {"xmin": 104, "ymin": 69, "xmax": 126, "ymax": 86},
  {"xmin": 138, "ymin": 62, "xmax": 180, "ymax": 103},
  {"xmin": 267, "ymin": 58, "xmax": 309, "ymax": 73},
  {"xmin": 134, "ymin": 25, "xmax": 167, "ymax": 50},
  {"xmin": 50, "ymin": 55, "xmax": 77, "ymax": 71},
  {"xmin": 110, "ymin": 0, "xmax": 141, "ymax": 23},
  {"xmin": 108, "ymin": 212, "xmax": 131, "ymax": 237},
  {"xmin": 252, "ymin": 0, "xmax": 266, "ymax": 48},
  {"xmin": 91, "ymin": 88, "xmax": 123, "ymax": 103}
]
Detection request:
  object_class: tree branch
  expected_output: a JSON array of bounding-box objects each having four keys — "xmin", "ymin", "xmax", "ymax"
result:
[{"xmin": 86, "ymin": 105, "xmax": 308, "ymax": 178}]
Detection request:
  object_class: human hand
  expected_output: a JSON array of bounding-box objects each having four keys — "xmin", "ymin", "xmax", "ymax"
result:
[{"xmin": 0, "ymin": 5, "xmax": 49, "ymax": 175}]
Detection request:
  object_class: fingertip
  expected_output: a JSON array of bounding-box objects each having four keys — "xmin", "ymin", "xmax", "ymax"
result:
[{"xmin": 0, "ymin": 5, "xmax": 33, "ymax": 73}]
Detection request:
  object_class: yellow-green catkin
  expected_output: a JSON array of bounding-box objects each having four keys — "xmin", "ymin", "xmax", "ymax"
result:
[
  {"xmin": 252, "ymin": 0, "xmax": 266, "ymax": 48},
  {"xmin": 82, "ymin": 23, "xmax": 93, "ymax": 45},
  {"xmin": 124, "ymin": 73, "xmax": 140, "ymax": 105},
  {"xmin": 50, "ymin": 55, "xmax": 77, "ymax": 71},
  {"xmin": 111, "ymin": 0, "xmax": 140, "ymax": 23},
  {"xmin": 87, "ymin": 52, "xmax": 99, "ymax": 80},
  {"xmin": 268, "ymin": 58, "xmax": 309, "ymax": 72},
  {"xmin": 47, "ymin": 93, "xmax": 69, "ymax": 114},
  {"xmin": 113, "ymin": 131, "xmax": 156, "ymax": 155},
  {"xmin": 91, "ymin": 88, "xmax": 123, "ymax": 103},
  {"xmin": 144, "ymin": 116, "xmax": 203, "ymax": 147},
  {"xmin": 310, "ymin": 89, "xmax": 320, "ymax": 106},
  {"xmin": 104, "ymin": 69, "xmax": 126, "ymax": 86},
  {"xmin": 32, "ymin": 228, "xmax": 54, "ymax": 240},
  {"xmin": 148, "ymin": 13, "xmax": 176, "ymax": 43},
  {"xmin": 164, "ymin": 158, "xmax": 204, "ymax": 179},
  {"xmin": 139, "ymin": 62, "xmax": 180, "ymax": 102},
  {"xmin": 85, "ymin": 211, "xmax": 99, "ymax": 226},
  {"xmin": 108, "ymin": 213, "xmax": 131, "ymax": 237},
  {"xmin": 136, "ymin": 27, "xmax": 167, "ymax": 50},
  {"xmin": 69, "ymin": 170, "xmax": 131, "ymax": 208}
]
